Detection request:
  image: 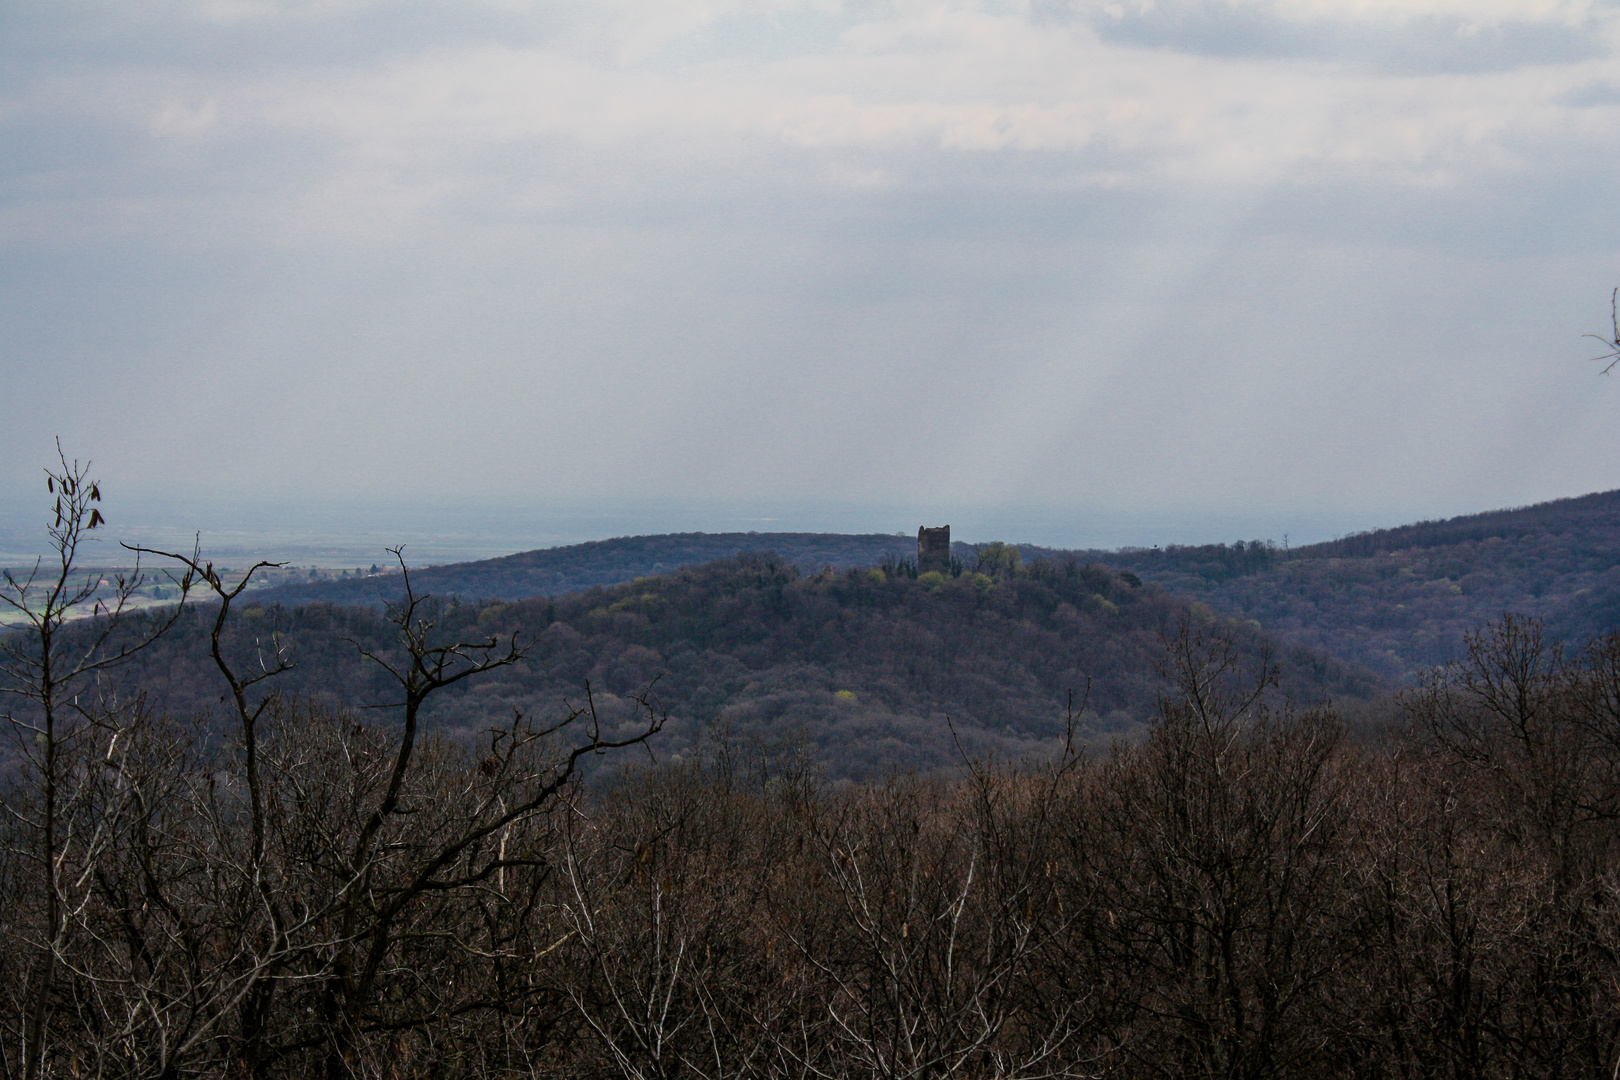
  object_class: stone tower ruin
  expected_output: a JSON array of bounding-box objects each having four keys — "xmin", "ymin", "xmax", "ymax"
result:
[{"xmin": 917, "ymin": 525, "xmax": 951, "ymax": 574}]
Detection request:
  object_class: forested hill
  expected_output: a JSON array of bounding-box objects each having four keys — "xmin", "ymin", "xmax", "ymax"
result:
[
  {"xmin": 1295, "ymin": 489, "xmax": 1620, "ymax": 559},
  {"xmin": 251, "ymin": 531, "xmax": 915, "ymax": 607},
  {"xmin": 101, "ymin": 555, "xmax": 1380, "ymax": 778},
  {"xmin": 1041, "ymin": 488, "xmax": 1620, "ymax": 681},
  {"xmin": 239, "ymin": 489, "xmax": 1620, "ymax": 685}
]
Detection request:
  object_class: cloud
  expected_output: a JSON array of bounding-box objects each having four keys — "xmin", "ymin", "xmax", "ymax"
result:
[
  {"xmin": 149, "ymin": 97, "xmax": 221, "ymax": 137},
  {"xmin": 1561, "ymin": 79, "xmax": 1620, "ymax": 106},
  {"xmin": 9, "ymin": 1, "xmax": 1615, "ymax": 193},
  {"xmin": 1071, "ymin": 0, "xmax": 1607, "ymax": 72},
  {"xmin": 1, "ymin": 0, "xmax": 1618, "ymax": 538}
]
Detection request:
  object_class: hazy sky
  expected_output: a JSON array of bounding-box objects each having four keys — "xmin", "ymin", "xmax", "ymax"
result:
[{"xmin": 4, "ymin": 0, "xmax": 1620, "ymax": 551}]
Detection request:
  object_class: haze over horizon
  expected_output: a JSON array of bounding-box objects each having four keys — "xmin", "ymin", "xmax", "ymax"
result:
[
  {"xmin": 5, "ymin": 0, "xmax": 1620, "ymax": 545},
  {"xmin": 0, "ymin": 487, "xmax": 1606, "ymax": 570}
]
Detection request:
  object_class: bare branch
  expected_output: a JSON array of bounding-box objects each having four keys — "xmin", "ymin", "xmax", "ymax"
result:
[{"xmin": 1588, "ymin": 287, "xmax": 1620, "ymax": 374}]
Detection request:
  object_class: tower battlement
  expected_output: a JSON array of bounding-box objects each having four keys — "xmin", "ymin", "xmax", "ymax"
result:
[{"xmin": 917, "ymin": 525, "xmax": 950, "ymax": 574}]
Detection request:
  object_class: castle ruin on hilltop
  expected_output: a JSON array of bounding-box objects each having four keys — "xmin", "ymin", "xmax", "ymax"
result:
[{"xmin": 917, "ymin": 525, "xmax": 950, "ymax": 574}]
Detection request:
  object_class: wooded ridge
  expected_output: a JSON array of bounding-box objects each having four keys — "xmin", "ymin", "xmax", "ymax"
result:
[
  {"xmin": 241, "ymin": 489, "xmax": 1620, "ymax": 684},
  {"xmin": 91, "ymin": 552, "xmax": 1382, "ymax": 778}
]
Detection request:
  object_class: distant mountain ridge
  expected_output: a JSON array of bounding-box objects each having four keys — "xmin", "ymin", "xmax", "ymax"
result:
[
  {"xmin": 1294, "ymin": 489, "xmax": 1620, "ymax": 560},
  {"xmin": 245, "ymin": 490, "xmax": 1620, "ymax": 684},
  {"xmin": 1067, "ymin": 488, "xmax": 1620, "ymax": 680},
  {"xmin": 250, "ymin": 531, "xmax": 918, "ymax": 608}
]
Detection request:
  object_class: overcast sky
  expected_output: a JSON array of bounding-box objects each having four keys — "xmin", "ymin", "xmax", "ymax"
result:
[{"xmin": 4, "ymin": 0, "xmax": 1620, "ymax": 551}]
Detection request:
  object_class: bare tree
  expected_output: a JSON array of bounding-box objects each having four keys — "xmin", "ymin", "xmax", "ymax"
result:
[
  {"xmin": 1082, "ymin": 619, "xmax": 1354, "ymax": 1080},
  {"xmin": 764, "ymin": 711, "xmax": 1093, "ymax": 1080},
  {"xmin": 119, "ymin": 539, "xmax": 298, "ymax": 1076},
  {"xmin": 0, "ymin": 443, "xmax": 195, "ymax": 1080},
  {"xmin": 1590, "ymin": 287, "xmax": 1620, "ymax": 374},
  {"xmin": 0, "ymin": 484, "xmax": 670, "ymax": 1079},
  {"xmin": 1397, "ymin": 616, "xmax": 1620, "ymax": 1076},
  {"xmin": 559, "ymin": 755, "xmax": 781, "ymax": 1080}
]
